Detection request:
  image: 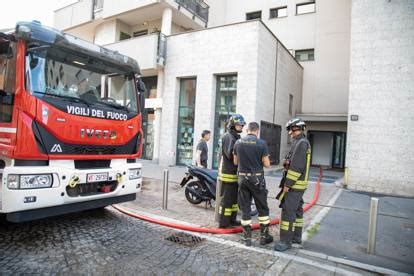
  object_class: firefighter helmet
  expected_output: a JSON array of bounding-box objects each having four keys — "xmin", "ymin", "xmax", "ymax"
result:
[
  {"xmin": 286, "ymin": 118, "xmax": 306, "ymax": 131},
  {"xmin": 227, "ymin": 114, "xmax": 246, "ymax": 131}
]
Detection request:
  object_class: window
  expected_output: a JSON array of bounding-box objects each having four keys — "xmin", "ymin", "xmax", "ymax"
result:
[
  {"xmin": 133, "ymin": 30, "xmax": 148, "ymax": 37},
  {"xmin": 119, "ymin": 32, "xmax": 131, "ymax": 41},
  {"xmin": 295, "ymin": 49, "xmax": 314, "ymax": 61},
  {"xmin": 212, "ymin": 75, "xmax": 237, "ymax": 169},
  {"xmin": 176, "ymin": 78, "xmax": 197, "ymax": 165},
  {"xmin": 296, "ymin": 2, "xmax": 316, "ymax": 15},
  {"xmin": 0, "ymin": 41, "xmax": 16, "ymax": 123},
  {"xmin": 270, "ymin": 6, "xmax": 288, "ymax": 18},
  {"xmin": 289, "ymin": 94, "xmax": 293, "ymax": 116},
  {"xmin": 246, "ymin": 11, "xmax": 262, "ymax": 20}
]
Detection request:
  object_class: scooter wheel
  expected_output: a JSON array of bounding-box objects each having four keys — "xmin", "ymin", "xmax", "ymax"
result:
[{"xmin": 185, "ymin": 181, "xmax": 204, "ymax": 204}]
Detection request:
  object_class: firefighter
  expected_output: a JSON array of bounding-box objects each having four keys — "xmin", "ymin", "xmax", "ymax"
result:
[
  {"xmin": 233, "ymin": 122, "xmax": 273, "ymax": 246},
  {"xmin": 274, "ymin": 118, "xmax": 311, "ymax": 251},
  {"xmin": 218, "ymin": 114, "xmax": 246, "ymax": 228}
]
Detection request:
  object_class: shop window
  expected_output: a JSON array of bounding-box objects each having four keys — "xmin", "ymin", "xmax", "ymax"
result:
[
  {"xmin": 212, "ymin": 75, "xmax": 237, "ymax": 169},
  {"xmin": 176, "ymin": 78, "xmax": 197, "ymax": 165}
]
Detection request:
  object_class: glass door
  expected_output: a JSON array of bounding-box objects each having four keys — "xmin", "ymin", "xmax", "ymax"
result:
[
  {"xmin": 332, "ymin": 132, "xmax": 346, "ymax": 169},
  {"xmin": 176, "ymin": 78, "xmax": 197, "ymax": 165},
  {"xmin": 141, "ymin": 76, "xmax": 157, "ymax": 160},
  {"xmin": 212, "ymin": 75, "xmax": 237, "ymax": 169}
]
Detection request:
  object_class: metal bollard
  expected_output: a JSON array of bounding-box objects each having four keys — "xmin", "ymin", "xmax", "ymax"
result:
[
  {"xmin": 214, "ymin": 179, "xmax": 222, "ymax": 222},
  {"xmin": 367, "ymin": 197, "xmax": 379, "ymax": 254},
  {"xmin": 162, "ymin": 169, "xmax": 169, "ymax": 210}
]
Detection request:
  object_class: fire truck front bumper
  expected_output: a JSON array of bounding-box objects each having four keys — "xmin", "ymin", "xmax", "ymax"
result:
[{"xmin": 0, "ymin": 160, "xmax": 142, "ymax": 222}]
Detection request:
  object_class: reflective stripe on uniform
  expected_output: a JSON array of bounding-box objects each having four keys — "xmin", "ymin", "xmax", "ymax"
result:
[
  {"xmin": 287, "ymin": 169, "xmax": 301, "ymax": 181},
  {"xmin": 291, "ymin": 149, "xmax": 311, "ymax": 190},
  {"xmin": 304, "ymin": 149, "xmax": 311, "ymax": 182},
  {"xmin": 291, "ymin": 181, "xmax": 308, "ymax": 190},
  {"xmin": 219, "ymin": 206, "xmax": 233, "ymax": 216},
  {"xmin": 280, "ymin": 220, "xmax": 290, "ymax": 231},
  {"xmin": 287, "ymin": 174, "xmax": 299, "ymax": 181},
  {"xmin": 241, "ymin": 219, "xmax": 252, "ymax": 226},
  {"xmin": 232, "ymin": 204, "xmax": 239, "ymax": 211},
  {"xmin": 224, "ymin": 208, "xmax": 233, "ymax": 216},
  {"xmin": 258, "ymin": 216, "xmax": 270, "ymax": 225},
  {"xmin": 218, "ymin": 172, "xmax": 238, "ymax": 182},
  {"xmin": 293, "ymin": 218, "xmax": 304, "ymax": 228}
]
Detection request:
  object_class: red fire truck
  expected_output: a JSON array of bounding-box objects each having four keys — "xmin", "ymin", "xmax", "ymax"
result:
[{"xmin": 0, "ymin": 21, "xmax": 145, "ymax": 222}]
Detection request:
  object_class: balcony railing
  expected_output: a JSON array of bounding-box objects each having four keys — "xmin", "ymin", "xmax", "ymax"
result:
[
  {"xmin": 175, "ymin": 0, "xmax": 209, "ymax": 23},
  {"xmin": 157, "ymin": 33, "xmax": 167, "ymax": 66}
]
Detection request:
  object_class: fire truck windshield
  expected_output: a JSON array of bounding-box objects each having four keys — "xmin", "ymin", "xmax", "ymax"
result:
[{"xmin": 25, "ymin": 48, "xmax": 139, "ymax": 115}]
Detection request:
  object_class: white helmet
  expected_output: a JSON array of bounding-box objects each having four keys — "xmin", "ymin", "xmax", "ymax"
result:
[{"xmin": 286, "ymin": 118, "xmax": 306, "ymax": 131}]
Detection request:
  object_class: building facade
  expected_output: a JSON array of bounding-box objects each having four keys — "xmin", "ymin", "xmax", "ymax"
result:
[
  {"xmin": 346, "ymin": 0, "xmax": 414, "ymax": 196},
  {"xmin": 54, "ymin": 0, "xmax": 414, "ymax": 196},
  {"xmin": 54, "ymin": 0, "xmax": 303, "ymax": 169},
  {"xmin": 205, "ymin": 0, "xmax": 351, "ymax": 169}
]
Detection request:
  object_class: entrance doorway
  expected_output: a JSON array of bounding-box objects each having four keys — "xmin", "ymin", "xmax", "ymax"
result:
[
  {"xmin": 308, "ymin": 131, "xmax": 346, "ymax": 169},
  {"xmin": 141, "ymin": 76, "xmax": 157, "ymax": 160}
]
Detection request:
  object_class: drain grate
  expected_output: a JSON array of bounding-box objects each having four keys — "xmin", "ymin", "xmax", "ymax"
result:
[{"xmin": 165, "ymin": 232, "xmax": 205, "ymax": 247}]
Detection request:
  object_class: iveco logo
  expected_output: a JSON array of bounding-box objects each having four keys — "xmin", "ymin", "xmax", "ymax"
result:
[{"xmin": 80, "ymin": 129, "xmax": 117, "ymax": 139}]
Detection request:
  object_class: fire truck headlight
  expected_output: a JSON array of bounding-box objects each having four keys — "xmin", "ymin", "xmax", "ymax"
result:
[
  {"xmin": 7, "ymin": 175, "xmax": 19, "ymax": 189},
  {"xmin": 19, "ymin": 174, "xmax": 53, "ymax": 189},
  {"xmin": 129, "ymin": 168, "xmax": 142, "ymax": 180}
]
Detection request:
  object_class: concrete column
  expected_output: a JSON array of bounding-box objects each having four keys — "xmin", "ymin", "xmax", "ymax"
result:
[
  {"xmin": 161, "ymin": 7, "xmax": 172, "ymax": 35},
  {"xmin": 153, "ymin": 7, "xmax": 172, "ymax": 164},
  {"xmin": 152, "ymin": 71, "xmax": 164, "ymax": 163}
]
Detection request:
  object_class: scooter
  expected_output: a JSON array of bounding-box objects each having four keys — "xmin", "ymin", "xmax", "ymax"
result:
[
  {"xmin": 180, "ymin": 165, "xmax": 217, "ymax": 206},
  {"xmin": 180, "ymin": 165, "xmax": 258, "ymax": 216}
]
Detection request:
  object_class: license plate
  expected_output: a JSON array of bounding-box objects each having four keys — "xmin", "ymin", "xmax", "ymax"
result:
[{"xmin": 87, "ymin": 173, "xmax": 108, "ymax": 183}]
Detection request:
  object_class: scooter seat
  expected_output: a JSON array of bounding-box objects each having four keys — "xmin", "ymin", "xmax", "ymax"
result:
[{"xmin": 191, "ymin": 167, "xmax": 218, "ymax": 182}]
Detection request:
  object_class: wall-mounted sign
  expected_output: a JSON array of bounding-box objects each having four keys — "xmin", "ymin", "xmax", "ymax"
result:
[{"xmin": 350, "ymin": 115, "xmax": 359, "ymax": 121}]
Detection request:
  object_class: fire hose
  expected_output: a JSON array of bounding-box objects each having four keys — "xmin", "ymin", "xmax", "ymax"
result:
[{"xmin": 113, "ymin": 167, "xmax": 322, "ymax": 234}]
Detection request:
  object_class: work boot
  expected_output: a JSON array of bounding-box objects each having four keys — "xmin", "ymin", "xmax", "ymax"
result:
[
  {"xmin": 274, "ymin": 241, "xmax": 292, "ymax": 252},
  {"xmin": 292, "ymin": 237, "xmax": 302, "ymax": 244},
  {"xmin": 241, "ymin": 225, "xmax": 252, "ymax": 246},
  {"xmin": 259, "ymin": 224, "xmax": 274, "ymax": 245}
]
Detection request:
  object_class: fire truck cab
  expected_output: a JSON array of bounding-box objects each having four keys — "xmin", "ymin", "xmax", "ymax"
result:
[{"xmin": 0, "ymin": 21, "xmax": 145, "ymax": 222}]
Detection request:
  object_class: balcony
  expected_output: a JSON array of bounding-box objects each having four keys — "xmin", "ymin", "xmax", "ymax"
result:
[
  {"xmin": 55, "ymin": 0, "xmax": 209, "ymax": 32},
  {"xmin": 174, "ymin": 0, "xmax": 209, "ymax": 23},
  {"xmin": 104, "ymin": 33, "xmax": 166, "ymax": 75},
  {"xmin": 54, "ymin": 0, "xmax": 94, "ymax": 31}
]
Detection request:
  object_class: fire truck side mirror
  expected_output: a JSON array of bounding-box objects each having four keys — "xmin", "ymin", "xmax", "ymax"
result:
[{"xmin": 137, "ymin": 78, "xmax": 146, "ymax": 113}]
